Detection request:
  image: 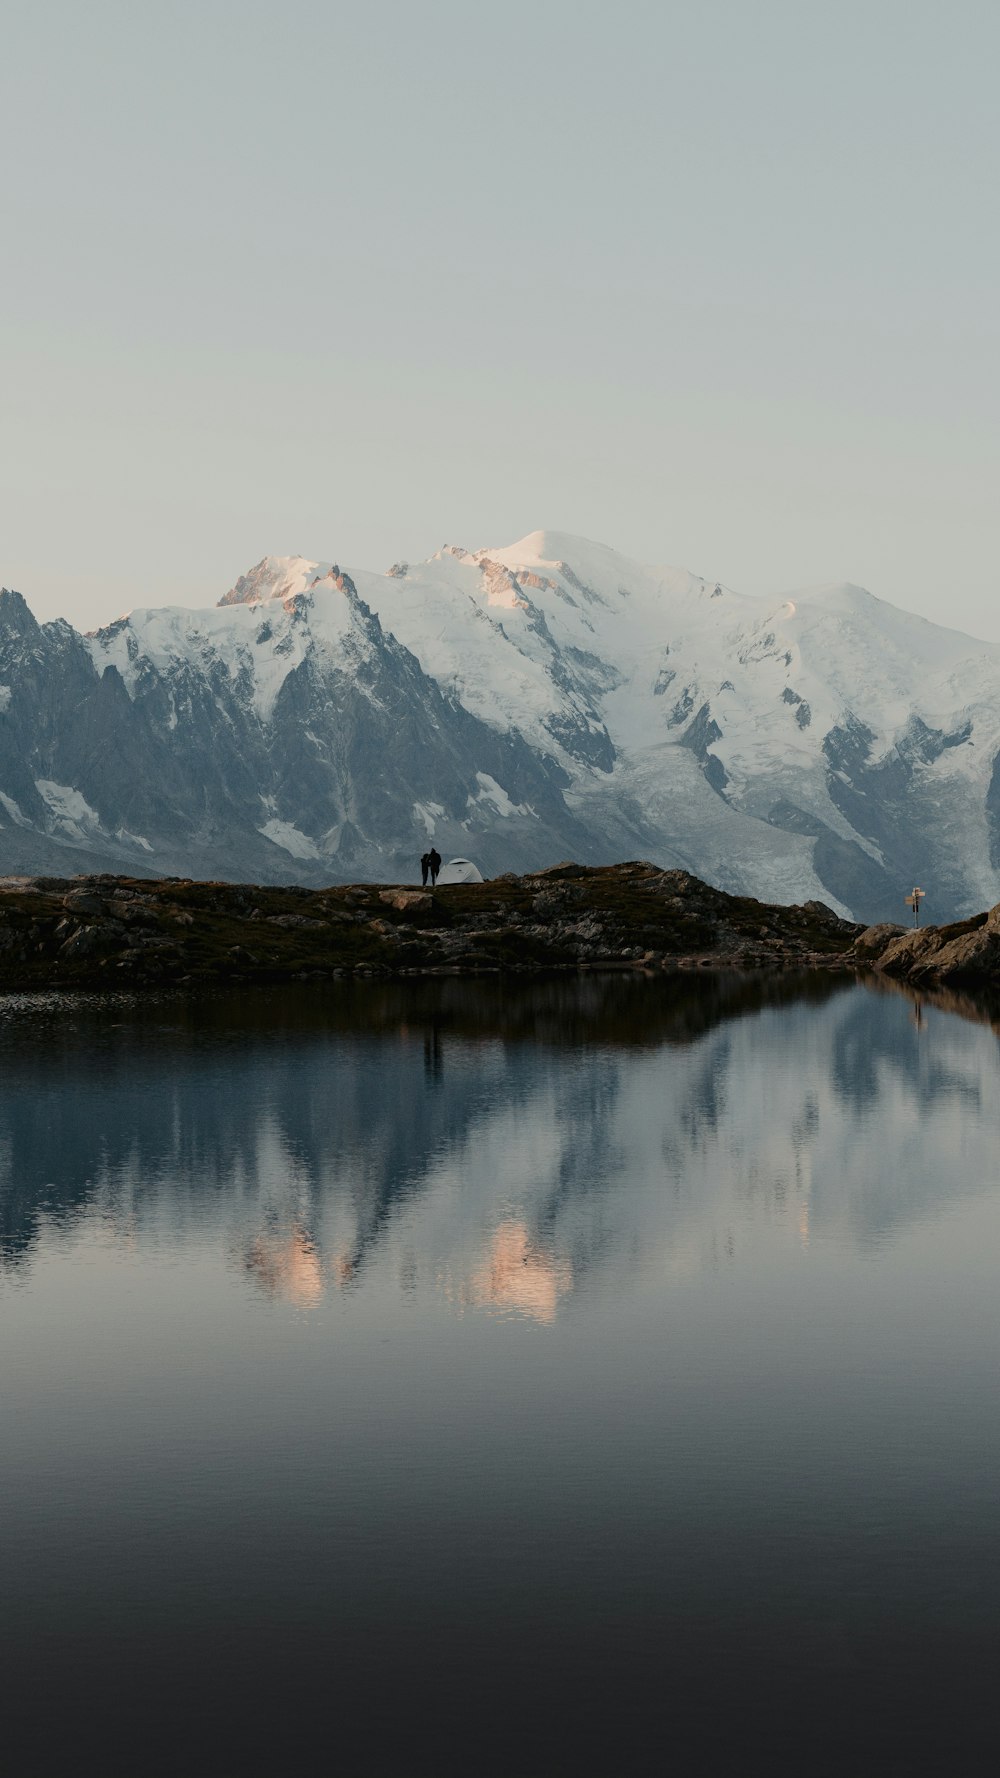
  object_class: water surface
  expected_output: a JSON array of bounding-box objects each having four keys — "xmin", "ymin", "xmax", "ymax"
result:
[{"xmin": 3, "ymin": 974, "xmax": 1000, "ymax": 1775}]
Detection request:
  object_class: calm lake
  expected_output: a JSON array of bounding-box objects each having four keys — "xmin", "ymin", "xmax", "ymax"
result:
[{"xmin": 3, "ymin": 974, "xmax": 1000, "ymax": 1775}]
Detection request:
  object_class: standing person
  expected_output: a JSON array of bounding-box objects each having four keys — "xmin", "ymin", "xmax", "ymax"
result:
[
  {"xmin": 428, "ymin": 847, "xmax": 442, "ymax": 886},
  {"xmin": 420, "ymin": 851, "xmax": 431, "ymax": 887}
]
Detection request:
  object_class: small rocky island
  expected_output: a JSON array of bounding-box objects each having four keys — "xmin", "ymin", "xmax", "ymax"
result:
[{"xmin": 0, "ymin": 860, "xmax": 997, "ymax": 993}]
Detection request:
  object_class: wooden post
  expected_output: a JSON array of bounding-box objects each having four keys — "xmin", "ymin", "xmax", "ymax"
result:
[{"xmin": 904, "ymin": 887, "xmax": 925, "ymax": 927}]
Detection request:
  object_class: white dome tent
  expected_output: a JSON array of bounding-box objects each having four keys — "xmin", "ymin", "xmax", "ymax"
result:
[{"xmin": 435, "ymin": 857, "xmax": 483, "ymax": 885}]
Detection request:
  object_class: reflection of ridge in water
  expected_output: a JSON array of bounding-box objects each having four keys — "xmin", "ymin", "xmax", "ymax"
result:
[
  {"xmin": 244, "ymin": 1225, "xmax": 323, "ymax": 1307},
  {"xmin": 0, "ymin": 974, "xmax": 998, "ymax": 1292},
  {"xmin": 6, "ymin": 987, "xmax": 1000, "ymax": 1778},
  {"xmin": 445, "ymin": 1219, "xmax": 573, "ymax": 1324}
]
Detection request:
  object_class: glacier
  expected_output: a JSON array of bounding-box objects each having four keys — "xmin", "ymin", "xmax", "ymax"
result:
[{"xmin": 0, "ymin": 528, "xmax": 998, "ymax": 922}]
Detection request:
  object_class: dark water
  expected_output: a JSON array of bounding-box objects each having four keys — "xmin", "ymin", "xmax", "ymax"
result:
[{"xmin": 3, "ymin": 973, "xmax": 1000, "ymax": 1776}]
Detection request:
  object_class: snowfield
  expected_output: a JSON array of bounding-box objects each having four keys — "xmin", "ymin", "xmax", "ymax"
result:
[{"xmin": 0, "ymin": 528, "xmax": 997, "ymax": 921}]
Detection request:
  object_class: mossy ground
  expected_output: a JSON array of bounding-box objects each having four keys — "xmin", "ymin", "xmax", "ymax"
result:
[{"xmin": 0, "ymin": 862, "xmax": 860, "ymax": 991}]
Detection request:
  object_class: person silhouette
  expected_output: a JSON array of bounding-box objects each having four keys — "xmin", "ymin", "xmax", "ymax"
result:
[
  {"xmin": 420, "ymin": 851, "xmax": 431, "ymax": 887},
  {"xmin": 428, "ymin": 847, "xmax": 442, "ymax": 886}
]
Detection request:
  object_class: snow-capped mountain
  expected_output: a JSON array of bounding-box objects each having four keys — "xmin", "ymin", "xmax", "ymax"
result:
[{"xmin": 1, "ymin": 529, "xmax": 998, "ymax": 921}]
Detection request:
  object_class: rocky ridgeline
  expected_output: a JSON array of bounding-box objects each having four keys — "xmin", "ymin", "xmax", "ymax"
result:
[
  {"xmin": 0, "ymin": 862, "xmax": 862, "ymax": 989},
  {"xmin": 0, "ymin": 860, "xmax": 995, "ymax": 992}
]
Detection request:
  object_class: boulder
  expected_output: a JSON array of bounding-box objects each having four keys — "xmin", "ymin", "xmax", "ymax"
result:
[
  {"xmin": 873, "ymin": 904, "xmax": 1000, "ymax": 985},
  {"xmin": 853, "ymin": 921, "xmax": 907, "ymax": 960},
  {"xmin": 63, "ymin": 889, "xmax": 106, "ymax": 916},
  {"xmin": 59, "ymin": 924, "xmax": 114, "ymax": 958},
  {"xmin": 378, "ymin": 890, "xmax": 433, "ymax": 915},
  {"xmin": 876, "ymin": 927, "xmax": 941, "ymax": 972},
  {"xmin": 918, "ymin": 920, "xmax": 1000, "ymax": 985}
]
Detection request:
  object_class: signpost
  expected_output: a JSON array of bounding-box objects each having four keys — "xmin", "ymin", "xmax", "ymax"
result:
[{"xmin": 905, "ymin": 886, "xmax": 925, "ymax": 927}]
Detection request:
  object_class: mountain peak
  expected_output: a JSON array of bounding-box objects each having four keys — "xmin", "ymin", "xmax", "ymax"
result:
[
  {"xmin": 219, "ymin": 556, "xmax": 320, "ymax": 608},
  {"xmin": 0, "ymin": 530, "xmax": 998, "ymax": 922},
  {"xmin": 487, "ymin": 530, "xmax": 619, "ymax": 572},
  {"xmin": 0, "ymin": 586, "xmax": 40, "ymax": 637}
]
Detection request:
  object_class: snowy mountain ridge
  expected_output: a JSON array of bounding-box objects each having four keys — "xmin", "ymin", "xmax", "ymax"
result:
[{"xmin": 0, "ymin": 529, "xmax": 998, "ymax": 922}]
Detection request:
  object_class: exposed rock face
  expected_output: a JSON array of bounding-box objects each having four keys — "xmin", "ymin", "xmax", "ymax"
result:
[
  {"xmin": 853, "ymin": 921, "xmax": 907, "ymax": 959},
  {"xmin": 0, "ymin": 578, "xmax": 586, "ymax": 886},
  {"xmin": 853, "ymin": 904, "xmax": 1000, "ymax": 987}
]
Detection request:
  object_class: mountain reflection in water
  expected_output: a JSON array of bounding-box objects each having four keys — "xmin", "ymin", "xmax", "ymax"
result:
[
  {"xmin": 244, "ymin": 1224, "xmax": 325, "ymax": 1307},
  {"xmin": 0, "ymin": 971, "xmax": 997, "ymax": 1306},
  {"xmin": 5, "ymin": 971, "xmax": 1000, "ymax": 1777}
]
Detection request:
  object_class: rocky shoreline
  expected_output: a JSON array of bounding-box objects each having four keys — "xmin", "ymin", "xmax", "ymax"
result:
[{"xmin": 0, "ymin": 859, "xmax": 996, "ymax": 995}]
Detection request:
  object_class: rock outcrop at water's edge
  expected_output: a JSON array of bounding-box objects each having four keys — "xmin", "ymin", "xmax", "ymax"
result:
[
  {"xmin": 854, "ymin": 902, "xmax": 1000, "ymax": 989},
  {"xmin": 0, "ymin": 861, "xmax": 864, "ymax": 989}
]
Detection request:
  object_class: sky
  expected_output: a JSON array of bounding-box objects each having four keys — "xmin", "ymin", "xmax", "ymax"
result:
[{"xmin": 2, "ymin": 0, "xmax": 998, "ymax": 637}]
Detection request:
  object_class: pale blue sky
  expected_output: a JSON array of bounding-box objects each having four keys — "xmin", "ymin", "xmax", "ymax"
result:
[{"xmin": 2, "ymin": 0, "xmax": 998, "ymax": 635}]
